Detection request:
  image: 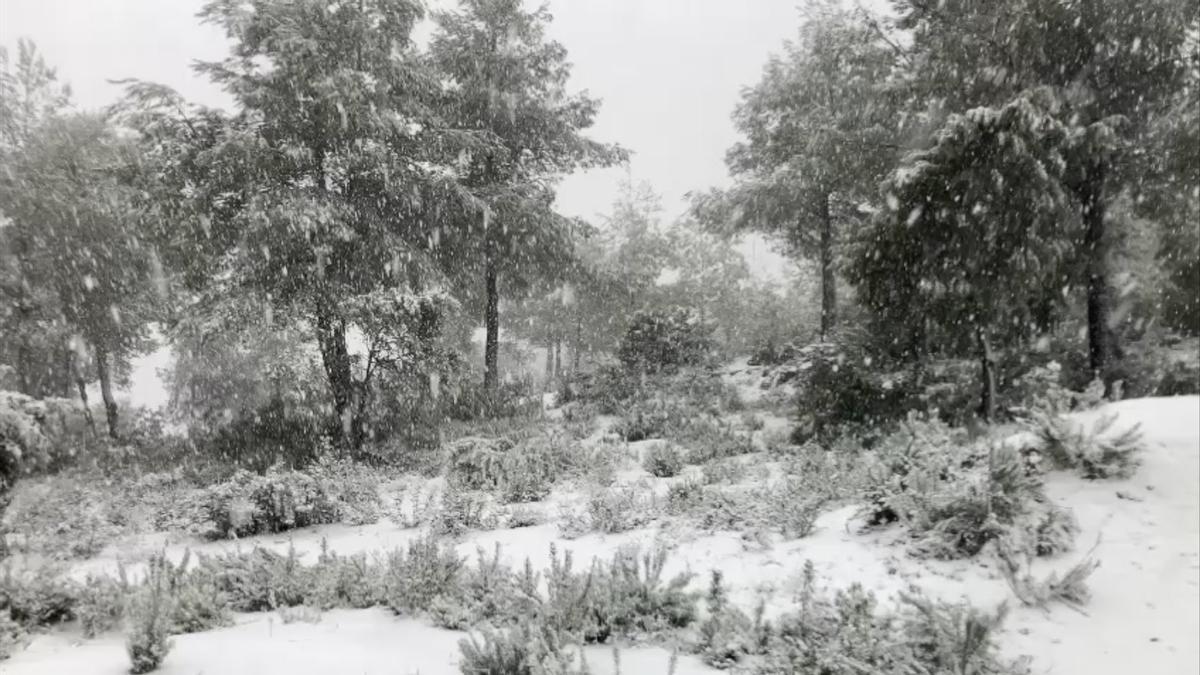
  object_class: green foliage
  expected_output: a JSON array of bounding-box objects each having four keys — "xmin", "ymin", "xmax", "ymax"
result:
[
  {"xmin": 617, "ymin": 308, "xmax": 715, "ymax": 375},
  {"xmin": 0, "ymin": 609, "xmax": 23, "ymax": 660}
]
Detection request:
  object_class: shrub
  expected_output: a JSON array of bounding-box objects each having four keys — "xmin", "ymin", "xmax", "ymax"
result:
[
  {"xmin": 79, "ymin": 571, "xmax": 130, "ymax": 638},
  {"xmin": 432, "ymin": 485, "xmax": 494, "ymax": 537},
  {"xmin": 0, "ymin": 563, "xmax": 79, "ymax": 627},
  {"xmin": 0, "ymin": 610, "xmax": 23, "ymax": 660},
  {"xmin": 458, "ymin": 620, "xmax": 584, "ymax": 675},
  {"xmin": 643, "ymin": 444, "xmax": 685, "ymax": 478},
  {"xmin": 278, "ymin": 605, "xmax": 322, "ymax": 624},
  {"xmin": 587, "ymin": 547, "xmax": 696, "ymax": 642},
  {"xmin": 430, "ymin": 545, "xmax": 518, "ymax": 630},
  {"xmin": 126, "ymin": 558, "xmax": 174, "ymax": 674},
  {"xmin": 617, "ymin": 307, "xmax": 715, "ymax": 375},
  {"xmin": 447, "ymin": 432, "xmax": 573, "ymax": 504},
  {"xmin": 3, "ymin": 473, "xmax": 125, "ymax": 559},
  {"xmin": 696, "ymin": 571, "xmax": 769, "ymax": 669},
  {"xmin": 198, "ymin": 396, "xmax": 330, "ymax": 474},
  {"xmin": 151, "ymin": 551, "xmax": 231, "ymax": 634},
  {"xmin": 613, "ymin": 398, "xmax": 681, "ymax": 442},
  {"xmin": 579, "ymin": 487, "xmax": 655, "ymax": 535},
  {"xmin": 759, "ymin": 561, "xmax": 1026, "ymax": 675},
  {"xmin": 673, "ymin": 416, "xmax": 754, "ymax": 464},
  {"xmin": 1025, "ymin": 411, "xmax": 1144, "ymax": 479},
  {"xmin": 790, "ymin": 345, "xmax": 916, "ymax": 445},
  {"xmin": 382, "ymin": 535, "xmax": 463, "ymax": 615},
  {"xmin": 310, "ymin": 543, "xmax": 383, "ymax": 610},
  {"xmin": 996, "ymin": 537, "xmax": 1099, "ymax": 610},
  {"xmin": 199, "ymin": 545, "xmax": 310, "ymax": 612},
  {"xmin": 701, "ymin": 457, "xmax": 747, "ymax": 485},
  {"xmin": 198, "ymin": 460, "xmax": 382, "ymax": 539}
]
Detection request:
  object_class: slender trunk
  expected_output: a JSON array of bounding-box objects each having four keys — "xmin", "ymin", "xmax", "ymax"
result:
[
  {"xmin": 818, "ymin": 191, "xmax": 837, "ymax": 341},
  {"xmin": 94, "ymin": 346, "xmax": 119, "ymax": 439},
  {"xmin": 75, "ymin": 376, "xmax": 97, "ymax": 438},
  {"xmin": 315, "ymin": 306, "xmax": 357, "ymax": 448},
  {"xmin": 1080, "ymin": 162, "xmax": 1113, "ymax": 382},
  {"xmin": 553, "ymin": 339, "xmax": 562, "ymax": 379},
  {"xmin": 544, "ymin": 339, "xmax": 555, "ymax": 385},
  {"xmin": 483, "ymin": 260, "xmax": 500, "ymax": 393},
  {"xmin": 572, "ymin": 310, "xmax": 583, "ymax": 375},
  {"xmin": 977, "ymin": 328, "xmax": 996, "ymax": 424}
]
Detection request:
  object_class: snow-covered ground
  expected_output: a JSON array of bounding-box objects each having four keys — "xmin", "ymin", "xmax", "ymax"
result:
[{"xmin": 5, "ymin": 395, "xmax": 1198, "ymax": 674}]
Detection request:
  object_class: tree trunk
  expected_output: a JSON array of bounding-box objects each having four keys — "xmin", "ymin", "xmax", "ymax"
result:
[
  {"xmin": 572, "ymin": 310, "xmax": 583, "ymax": 375},
  {"xmin": 69, "ymin": 348, "xmax": 98, "ymax": 436},
  {"xmin": 1080, "ymin": 162, "xmax": 1113, "ymax": 382},
  {"xmin": 977, "ymin": 328, "xmax": 996, "ymax": 424},
  {"xmin": 483, "ymin": 260, "xmax": 500, "ymax": 393},
  {"xmin": 314, "ymin": 306, "xmax": 357, "ymax": 448},
  {"xmin": 818, "ymin": 191, "xmax": 837, "ymax": 341},
  {"xmin": 75, "ymin": 376, "xmax": 97, "ymax": 438},
  {"xmin": 94, "ymin": 346, "xmax": 119, "ymax": 439},
  {"xmin": 553, "ymin": 339, "xmax": 562, "ymax": 379},
  {"xmin": 544, "ymin": 339, "xmax": 555, "ymax": 386}
]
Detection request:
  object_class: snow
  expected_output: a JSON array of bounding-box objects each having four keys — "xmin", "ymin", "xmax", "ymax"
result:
[
  {"xmin": 6, "ymin": 396, "xmax": 1198, "ymax": 674},
  {"xmin": 5, "ymin": 610, "xmax": 709, "ymax": 675}
]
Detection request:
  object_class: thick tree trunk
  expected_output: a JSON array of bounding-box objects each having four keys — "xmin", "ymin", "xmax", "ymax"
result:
[
  {"xmin": 483, "ymin": 260, "xmax": 500, "ymax": 393},
  {"xmin": 818, "ymin": 191, "xmax": 837, "ymax": 341},
  {"xmin": 94, "ymin": 346, "xmax": 119, "ymax": 439},
  {"xmin": 1080, "ymin": 163, "xmax": 1113, "ymax": 382},
  {"xmin": 977, "ymin": 328, "xmax": 996, "ymax": 424},
  {"xmin": 314, "ymin": 307, "xmax": 357, "ymax": 448}
]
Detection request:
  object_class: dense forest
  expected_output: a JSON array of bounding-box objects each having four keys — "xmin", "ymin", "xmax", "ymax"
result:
[{"xmin": 0, "ymin": 1, "xmax": 1197, "ymax": 674}]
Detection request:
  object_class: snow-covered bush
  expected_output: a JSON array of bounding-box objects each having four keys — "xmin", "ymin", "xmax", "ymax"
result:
[
  {"xmin": 696, "ymin": 570, "xmax": 770, "ymax": 668},
  {"xmin": 78, "ymin": 572, "xmax": 129, "ymax": 638},
  {"xmin": 198, "ymin": 460, "xmax": 381, "ymax": 538},
  {"xmin": 382, "ymin": 535, "xmax": 464, "ymax": 615},
  {"xmin": 199, "ymin": 545, "xmax": 310, "ymax": 612},
  {"xmin": 759, "ymin": 561, "xmax": 1026, "ymax": 675},
  {"xmin": 643, "ymin": 443, "xmax": 685, "ymax": 477},
  {"xmin": 309, "ymin": 544, "xmax": 384, "ymax": 610},
  {"xmin": 432, "ymin": 484, "xmax": 494, "ymax": 536},
  {"xmin": 0, "ymin": 563, "xmax": 78, "ymax": 627},
  {"xmin": 125, "ymin": 566, "xmax": 172, "ymax": 674},
  {"xmin": 458, "ymin": 620, "xmax": 585, "ymax": 675},
  {"xmin": 0, "ymin": 609, "xmax": 23, "ymax": 660}
]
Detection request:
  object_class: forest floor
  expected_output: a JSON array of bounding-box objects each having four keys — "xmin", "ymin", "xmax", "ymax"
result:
[{"xmin": 3, "ymin": 365, "xmax": 1197, "ymax": 675}]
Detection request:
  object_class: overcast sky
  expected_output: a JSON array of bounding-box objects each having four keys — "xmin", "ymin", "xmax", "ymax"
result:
[{"xmin": 1, "ymin": 0, "xmax": 809, "ymax": 226}]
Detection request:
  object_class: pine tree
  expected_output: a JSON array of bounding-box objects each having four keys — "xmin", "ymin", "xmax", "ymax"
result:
[
  {"xmin": 693, "ymin": 1, "xmax": 900, "ymax": 340},
  {"xmin": 430, "ymin": 0, "xmax": 622, "ymax": 394},
  {"xmin": 851, "ymin": 95, "xmax": 1078, "ymax": 421}
]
